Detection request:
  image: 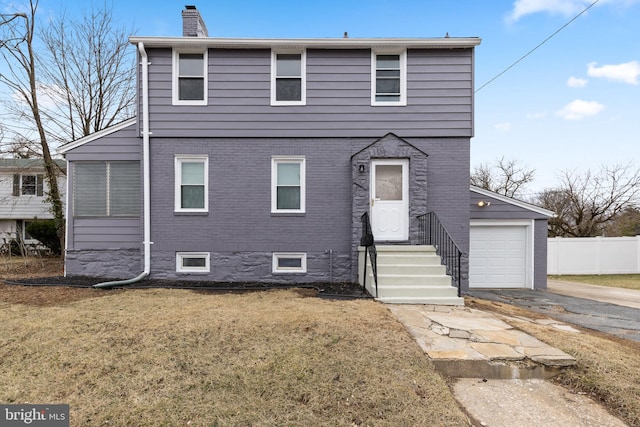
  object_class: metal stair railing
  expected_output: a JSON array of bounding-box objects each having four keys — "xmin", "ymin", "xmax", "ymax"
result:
[
  {"xmin": 417, "ymin": 212, "xmax": 463, "ymax": 297},
  {"xmin": 360, "ymin": 212, "xmax": 378, "ymax": 298}
]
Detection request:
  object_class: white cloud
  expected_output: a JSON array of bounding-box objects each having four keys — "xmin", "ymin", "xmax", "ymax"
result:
[
  {"xmin": 587, "ymin": 61, "xmax": 640, "ymax": 85},
  {"xmin": 526, "ymin": 111, "xmax": 548, "ymax": 119},
  {"xmin": 567, "ymin": 76, "xmax": 588, "ymax": 88},
  {"xmin": 506, "ymin": 0, "xmax": 640, "ymax": 22},
  {"xmin": 556, "ymin": 99, "xmax": 605, "ymax": 120},
  {"xmin": 494, "ymin": 122, "xmax": 512, "ymax": 132},
  {"xmin": 507, "ymin": 0, "xmax": 590, "ymax": 22}
]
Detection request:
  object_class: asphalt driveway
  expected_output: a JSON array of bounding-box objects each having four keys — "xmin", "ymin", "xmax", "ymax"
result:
[{"xmin": 467, "ymin": 286, "xmax": 640, "ymax": 343}]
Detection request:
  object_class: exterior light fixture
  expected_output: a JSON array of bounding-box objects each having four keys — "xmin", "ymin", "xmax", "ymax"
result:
[
  {"xmin": 359, "ymin": 164, "xmax": 365, "ymax": 173},
  {"xmin": 477, "ymin": 200, "xmax": 491, "ymax": 208}
]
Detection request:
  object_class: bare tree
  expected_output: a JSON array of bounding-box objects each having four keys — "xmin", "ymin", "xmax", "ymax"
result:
[
  {"xmin": 538, "ymin": 163, "xmax": 640, "ymax": 237},
  {"xmin": 470, "ymin": 156, "xmax": 535, "ymax": 198},
  {"xmin": 39, "ymin": 5, "xmax": 135, "ymax": 144},
  {"xmin": 0, "ymin": 0, "xmax": 65, "ymax": 250},
  {"xmin": 1, "ymin": 1, "xmax": 136, "ymax": 253},
  {"xmin": 604, "ymin": 206, "xmax": 640, "ymax": 237}
]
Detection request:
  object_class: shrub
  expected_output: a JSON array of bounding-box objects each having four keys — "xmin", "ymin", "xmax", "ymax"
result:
[{"xmin": 26, "ymin": 219, "xmax": 61, "ymax": 255}]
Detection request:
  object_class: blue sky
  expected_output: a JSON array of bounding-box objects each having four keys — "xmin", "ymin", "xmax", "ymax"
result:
[{"xmin": 6, "ymin": 0, "xmax": 640, "ymax": 194}]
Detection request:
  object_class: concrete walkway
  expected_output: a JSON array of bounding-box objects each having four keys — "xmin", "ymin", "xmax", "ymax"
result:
[
  {"xmin": 548, "ymin": 279, "xmax": 640, "ymax": 309},
  {"xmin": 388, "ymin": 304, "xmax": 576, "ymax": 379},
  {"xmin": 388, "ymin": 304, "xmax": 628, "ymax": 427}
]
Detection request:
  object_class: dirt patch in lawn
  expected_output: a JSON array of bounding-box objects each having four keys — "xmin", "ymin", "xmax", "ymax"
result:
[
  {"xmin": 0, "ymin": 257, "xmax": 116, "ymax": 306},
  {"xmin": 466, "ymin": 297, "xmax": 640, "ymax": 427}
]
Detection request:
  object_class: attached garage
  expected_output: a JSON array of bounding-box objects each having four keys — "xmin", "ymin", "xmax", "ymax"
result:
[{"xmin": 469, "ymin": 187, "xmax": 554, "ymax": 290}]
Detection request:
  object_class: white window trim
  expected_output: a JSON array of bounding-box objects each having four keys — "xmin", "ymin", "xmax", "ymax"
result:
[
  {"xmin": 272, "ymin": 252, "xmax": 307, "ymax": 274},
  {"xmin": 176, "ymin": 252, "xmax": 211, "ymax": 273},
  {"xmin": 174, "ymin": 155, "xmax": 209, "ymax": 213},
  {"xmin": 270, "ymin": 50, "xmax": 307, "ymax": 106},
  {"xmin": 271, "ymin": 156, "xmax": 306, "ymax": 213},
  {"xmin": 371, "ymin": 50, "xmax": 407, "ymax": 106},
  {"xmin": 172, "ymin": 49, "xmax": 208, "ymax": 106}
]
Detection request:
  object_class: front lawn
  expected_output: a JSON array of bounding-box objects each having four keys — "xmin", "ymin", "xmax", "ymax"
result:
[
  {"xmin": 0, "ymin": 283, "xmax": 469, "ymax": 426},
  {"xmin": 548, "ymin": 274, "xmax": 640, "ymax": 290}
]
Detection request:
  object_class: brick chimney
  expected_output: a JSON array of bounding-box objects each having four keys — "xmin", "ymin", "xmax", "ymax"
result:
[{"xmin": 182, "ymin": 5, "xmax": 208, "ymax": 37}]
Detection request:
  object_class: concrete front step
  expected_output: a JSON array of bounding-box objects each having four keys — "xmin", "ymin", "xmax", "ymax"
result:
[
  {"xmin": 359, "ymin": 244, "xmax": 460, "ymax": 304},
  {"xmin": 377, "ymin": 254, "xmax": 443, "ymax": 265},
  {"xmin": 378, "ymin": 296, "xmax": 464, "ymax": 305},
  {"xmin": 374, "ymin": 283, "xmax": 457, "ymax": 297},
  {"xmin": 375, "ymin": 264, "xmax": 447, "ymax": 276},
  {"xmin": 376, "ymin": 273, "xmax": 452, "ymax": 287}
]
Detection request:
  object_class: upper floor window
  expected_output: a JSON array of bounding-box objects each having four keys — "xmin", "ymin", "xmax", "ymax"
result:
[
  {"xmin": 271, "ymin": 51, "xmax": 306, "ymax": 106},
  {"xmin": 73, "ymin": 161, "xmax": 140, "ymax": 217},
  {"xmin": 173, "ymin": 50, "xmax": 207, "ymax": 105},
  {"xmin": 175, "ymin": 155, "xmax": 208, "ymax": 213},
  {"xmin": 271, "ymin": 157, "xmax": 305, "ymax": 213},
  {"xmin": 13, "ymin": 174, "xmax": 43, "ymax": 196},
  {"xmin": 371, "ymin": 51, "xmax": 407, "ymax": 106}
]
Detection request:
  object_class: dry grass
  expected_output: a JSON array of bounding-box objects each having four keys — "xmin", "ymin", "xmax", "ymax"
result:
[
  {"xmin": 548, "ymin": 274, "xmax": 640, "ymax": 290},
  {"xmin": 1, "ymin": 261, "xmax": 469, "ymax": 427},
  {"xmin": 467, "ymin": 297, "xmax": 640, "ymax": 427},
  {"xmin": 0, "ymin": 256, "xmax": 64, "ymax": 279}
]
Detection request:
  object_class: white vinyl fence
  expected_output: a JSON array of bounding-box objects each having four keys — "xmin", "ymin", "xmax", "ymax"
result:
[{"xmin": 548, "ymin": 236, "xmax": 640, "ymax": 275}]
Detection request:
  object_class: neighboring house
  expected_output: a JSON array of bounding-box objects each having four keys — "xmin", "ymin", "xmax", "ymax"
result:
[
  {"xmin": 60, "ymin": 6, "xmax": 492, "ymax": 302},
  {"xmin": 0, "ymin": 158, "xmax": 66, "ymax": 247}
]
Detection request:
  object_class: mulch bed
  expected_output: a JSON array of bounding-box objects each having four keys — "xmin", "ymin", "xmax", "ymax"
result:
[{"xmin": 5, "ymin": 275, "xmax": 372, "ymax": 300}]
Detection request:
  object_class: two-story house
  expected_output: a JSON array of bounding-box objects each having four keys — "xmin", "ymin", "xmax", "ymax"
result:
[
  {"xmin": 60, "ymin": 6, "xmax": 550, "ymax": 302},
  {"xmin": 0, "ymin": 158, "xmax": 66, "ymax": 249}
]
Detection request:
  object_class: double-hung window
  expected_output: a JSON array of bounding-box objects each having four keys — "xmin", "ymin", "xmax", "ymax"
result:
[
  {"xmin": 12, "ymin": 174, "xmax": 43, "ymax": 196},
  {"xmin": 271, "ymin": 157, "xmax": 305, "ymax": 213},
  {"xmin": 73, "ymin": 161, "xmax": 140, "ymax": 217},
  {"xmin": 371, "ymin": 51, "xmax": 407, "ymax": 106},
  {"xmin": 271, "ymin": 51, "xmax": 306, "ymax": 105},
  {"xmin": 175, "ymin": 156, "xmax": 208, "ymax": 212},
  {"xmin": 173, "ymin": 50, "xmax": 207, "ymax": 105}
]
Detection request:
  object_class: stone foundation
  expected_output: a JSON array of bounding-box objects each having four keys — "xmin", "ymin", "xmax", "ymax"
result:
[{"xmin": 65, "ymin": 249, "xmax": 353, "ymax": 283}]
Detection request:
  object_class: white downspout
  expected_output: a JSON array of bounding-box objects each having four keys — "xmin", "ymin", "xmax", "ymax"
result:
[{"xmin": 94, "ymin": 42, "xmax": 151, "ymax": 288}]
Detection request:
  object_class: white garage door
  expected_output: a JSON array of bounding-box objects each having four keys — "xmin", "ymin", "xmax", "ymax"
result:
[{"xmin": 470, "ymin": 225, "xmax": 528, "ymax": 288}]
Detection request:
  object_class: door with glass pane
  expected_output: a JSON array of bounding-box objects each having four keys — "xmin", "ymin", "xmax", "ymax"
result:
[{"xmin": 370, "ymin": 159, "xmax": 409, "ymax": 240}]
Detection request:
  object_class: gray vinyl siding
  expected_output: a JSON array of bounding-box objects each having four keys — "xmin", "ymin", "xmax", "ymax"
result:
[
  {"xmin": 470, "ymin": 192, "xmax": 550, "ymax": 220},
  {"xmin": 143, "ymin": 47, "xmax": 473, "ymax": 138},
  {"xmin": 65, "ymin": 123, "xmax": 142, "ymax": 251}
]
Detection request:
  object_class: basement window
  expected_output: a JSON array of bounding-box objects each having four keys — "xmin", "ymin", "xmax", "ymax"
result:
[
  {"xmin": 176, "ymin": 252, "xmax": 210, "ymax": 273},
  {"xmin": 272, "ymin": 252, "xmax": 307, "ymax": 274}
]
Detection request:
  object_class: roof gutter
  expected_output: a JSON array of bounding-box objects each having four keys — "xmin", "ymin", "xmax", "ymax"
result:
[
  {"xmin": 128, "ymin": 36, "xmax": 481, "ymax": 50},
  {"xmin": 94, "ymin": 42, "xmax": 152, "ymax": 288}
]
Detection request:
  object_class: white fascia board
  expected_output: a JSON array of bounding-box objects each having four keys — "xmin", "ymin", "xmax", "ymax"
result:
[
  {"xmin": 58, "ymin": 118, "xmax": 137, "ymax": 154},
  {"xmin": 129, "ymin": 36, "xmax": 481, "ymax": 50},
  {"xmin": 470, "ymin": 185, "xmax": 556, "ymax": 218}
]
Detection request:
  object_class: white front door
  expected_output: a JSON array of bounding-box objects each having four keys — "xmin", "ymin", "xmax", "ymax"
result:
[{"xmin": 370, "ymin": 159, "xmax": 409, "ymax": 241}]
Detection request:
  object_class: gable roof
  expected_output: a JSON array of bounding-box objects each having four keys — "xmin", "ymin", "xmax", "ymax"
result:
[
  {"xmin": 470, "ymin": 185, "xmax": 555, "ymax": 217},
  {"xmin": 57, "ymin": 118, "xmax": 137, "ymax": 154}
]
